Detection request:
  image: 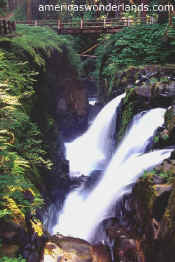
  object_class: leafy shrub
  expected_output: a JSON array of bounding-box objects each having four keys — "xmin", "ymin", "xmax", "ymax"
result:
[
  {"xmin": 0, "ymin": 24, "xmax": 80, "ymax": 220},
  {"xmin": 0, "ymin": 256, "xmax": 25, "ymax": 262},
  {"xmin": 94, "ymin": 24, "xmax": 175, "ymax": 91},
  {"xmin": 0, "ymin": 48, "xmax": 46, "ymax": 218}
]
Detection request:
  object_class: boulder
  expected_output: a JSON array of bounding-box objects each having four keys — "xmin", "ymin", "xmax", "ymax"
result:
[
  {"xmin": 42, "ymin": 235, "xmax": 112, "ymax": 262},
  {"xmin": 109, "ymin": 167, "xmax": 175, "ymax": 262}
]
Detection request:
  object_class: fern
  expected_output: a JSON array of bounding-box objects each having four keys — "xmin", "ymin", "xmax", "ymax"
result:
[
  {"xmin": 0, "ymin": 20, "xmax": 80, "ymax": 222},
  {"xmin": 95, "ymin": 24, "xmax": 175, "ymax": 91},
  {"xmin": 0, "ymin": 256, "xmax": 25, "ymax": 262}
]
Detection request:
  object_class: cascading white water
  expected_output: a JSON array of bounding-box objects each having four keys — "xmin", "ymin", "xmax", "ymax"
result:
[
  {"xmin": 107, "ymin": 108, "xmax": 166, "ymax": 166},
  {"xmin": 65, "ymin": 93, "xmax": 125, "ymax": 177},
  {"xmin": 52, "ymin": 104, "xmax": 172, "ymax": 241},
  {"xmin": 52, "ymin": 149, "xmax": 172, "ymax": 240},
  {"xmin": 83, "ymin": 149, "xmax": 172, "ymax": 241}
]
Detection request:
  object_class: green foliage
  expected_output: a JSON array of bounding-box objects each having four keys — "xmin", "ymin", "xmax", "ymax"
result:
[
  {"xmin": 162, "ymin": 133, "xmax": 169, "ymax": 141},
  {"xmin": 13, "ymin": 1, "xmax": 27, "ymax": 21},
  {"xmin": 118, "ymin": 102, "xmax": 134, "ymax": 142},
  {"xmin": 153, "ymin": 135, "xmax": 160, "ymax": 143},
  {"xmin": 142, "ymin": 170, "xmax": 155, "ymax": 179},
  {"xmin": 95, "ymin": 24, "xmax": 175, "ymax": 90},
  {"xmin": 13, "ymin": 25, "xmax": 62, "ymax": 67},
  {"xmin": 0, "ymin": 0, "xmax": 7, "ymax": 8},
  {"xmin": 0, "ymin": 51, "xmax": 45, "ymax": 217},
  {"xmin": 158, "ymin": 172, "xmax": 169, "ymax": 179},
  {"xmin": 10, "ymin": 25, "xmax": 80, "ymax": 71},
  {"xmin": 0, "ymin": 25, "xmax": 80, "ymax": 74},
  {"xmin": 0, "ymin": 24, "xmax": 80, "ymax": 220},
  {"xmin": 0, "ymin": 0, "xmax": 7, "ymax": 16},
  {"xmin": 142, "ymin": 169, "xmax": 173, "ymax": 183},
  {"xmin": 0, "ymin": 256, "xmax": 25, "ymax": 262},
  {"xmin": 0, "ymin": 209, "xmax": 12, "ymax": 218}
]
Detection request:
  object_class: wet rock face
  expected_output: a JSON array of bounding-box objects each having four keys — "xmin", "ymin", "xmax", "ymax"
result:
[
  {"xmin": 152, "ymin": 105, "xmax": 175, "ymax": 149},
  {"xmin": 110, "ymin": 65, "xmax": 175, "ymax": 102},
  {"xmin": 56, "ymin": 111, "xmax": 88, "ymax": 142},
  {"xmin": 116, "ymin": 65, "xmax": 175, "ymax": 144},
  {"xmin": 102, "ymin": 216, "xmax": 144, "ymax": 262},
  {"xmin": 56, "ymin": 79, "xmax": 88, "ymax": 117},
  {"xmin": 165, "ymin": 105, "xmax": 175, "ymax": 133},
  {"xmin": 56, "ymin": 78, "xmax": 89, "ymax": 141},
  {"xmin": 30, "ymin": 48, "xmax": 90, "ymax": 222}
]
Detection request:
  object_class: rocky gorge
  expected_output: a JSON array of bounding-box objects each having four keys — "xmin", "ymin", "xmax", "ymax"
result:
[
  {"xmin": 1, "ymin": 24, "xmax": 175, "ymax": 262},
  {"xmin": 40, "ymin": 65, "xmax": 175, "ymax": 262},
  {"xmin": 39, "ymin": 65, "xmax": 175, "ymax": 262}
]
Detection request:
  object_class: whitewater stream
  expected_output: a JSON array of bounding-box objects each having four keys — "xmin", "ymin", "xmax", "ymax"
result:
[
  {"xmin": 51, "ymin": 94, "xmax": 173, "ymax": 242},
  {"xmin": 65, "ymin": 93, "xmax": 126, "ymax": 177}
]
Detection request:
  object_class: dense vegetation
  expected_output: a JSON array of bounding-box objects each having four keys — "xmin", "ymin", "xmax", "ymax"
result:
[
  {"xmin": 1, "ymin": 1, "xmax": 175, "ymax": 260},
  {"xmin": 1, "ymin": 4, "xmax": 174, "ymax": 222},
  {"xmin": 94, "ymin": 23, "xmax": 175, "ymax": 95},
  {"xmin": 0, "ymin": 24, "xmax": 80, "ymax": 259},
  {"xmin": 0, "ymin": 256, "xmax": 25, "ymax": 262}
]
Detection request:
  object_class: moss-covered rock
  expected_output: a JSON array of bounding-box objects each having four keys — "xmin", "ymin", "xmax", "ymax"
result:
[
  {"xmin": 152, "ymin": 105, "xmax": 175, "ymax": 149},
  {"xmin": 114, "ymin": 65, "xmax": 175, "ymax": 143},
  {"xmin": 165, "ymin": 106, "xmax": 175, "ymax": 132},
  {"xmin": 109, "ymin": 158, "xmax": 175, "ymax": 262},
  {"xmin": 110, "ymin": 65, "xmax": 175, "ymax": 99},
  {"xmin": 116, "ymin": 86, "xmax": 148, "ymax": 143}
]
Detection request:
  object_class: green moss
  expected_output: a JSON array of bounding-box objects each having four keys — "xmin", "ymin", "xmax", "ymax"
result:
[
  {"xmin": 153, "ymin": 135, "xmax": 160, "ymax": 143},
  {"xmin": 165, "ymin": 107, "xmax": 175, "ymax": 133},
  {"xmin": 161, "ymin": 179, "xmax": 175, "ymax": 234},
  {"xmin": 141, "ymin": 159, "xmax": 175, "ymax": 185},
  {"xmin": 117, "ymin": 88, "xmax": 135, "ymax": 142},
  {"xmin": 118, "ymin": 102, "xmax": 134, "ymax": 142},
  {"xmin": 131, "ymin": 177, "xmax": 156, "ymax": 239},
  {"xmin": 0, "ymin": 256, "xmax": 25, "ymax": 262},
  {"xmin": 125, "ymin": 87, "xmax": 135, "ymax": 102},
  {"xmin": 135, "ymin": 178, "xmax": 155, "ymax": 211},
  {"xmin": 94, "ymin": 23, "xmax": 175, "ymax": 94}
]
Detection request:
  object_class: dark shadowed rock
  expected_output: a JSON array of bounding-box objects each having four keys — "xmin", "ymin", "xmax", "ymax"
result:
[{"xmin": 28, "ymin": 251, "xmax": 40, "ymax": 262}]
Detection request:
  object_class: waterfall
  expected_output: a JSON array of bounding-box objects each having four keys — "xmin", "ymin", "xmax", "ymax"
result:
[
  {"xmin": 65, "ymin": 93, "xmax": 125, "ymax": 177},
  {"xmin": 51, "ymin": 98, "xmax": 173, "ymax": 242},
  {"xmin": 108, "ymin": 108, "xmax": 167, "ymax": 166}
]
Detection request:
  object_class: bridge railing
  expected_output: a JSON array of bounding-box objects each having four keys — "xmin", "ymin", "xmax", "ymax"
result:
[
  {"xmin": 16, "ymin": 16, "xmax": 157, "ymax": 31},
  {"xmin": 58, "ymin": 16, "xmax": 157, "ymax": 29}
]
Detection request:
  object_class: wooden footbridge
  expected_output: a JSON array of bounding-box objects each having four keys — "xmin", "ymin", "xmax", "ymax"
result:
[{"xmin": 16, "ymin": 17, "xmax": 157, "ymax": 34}]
